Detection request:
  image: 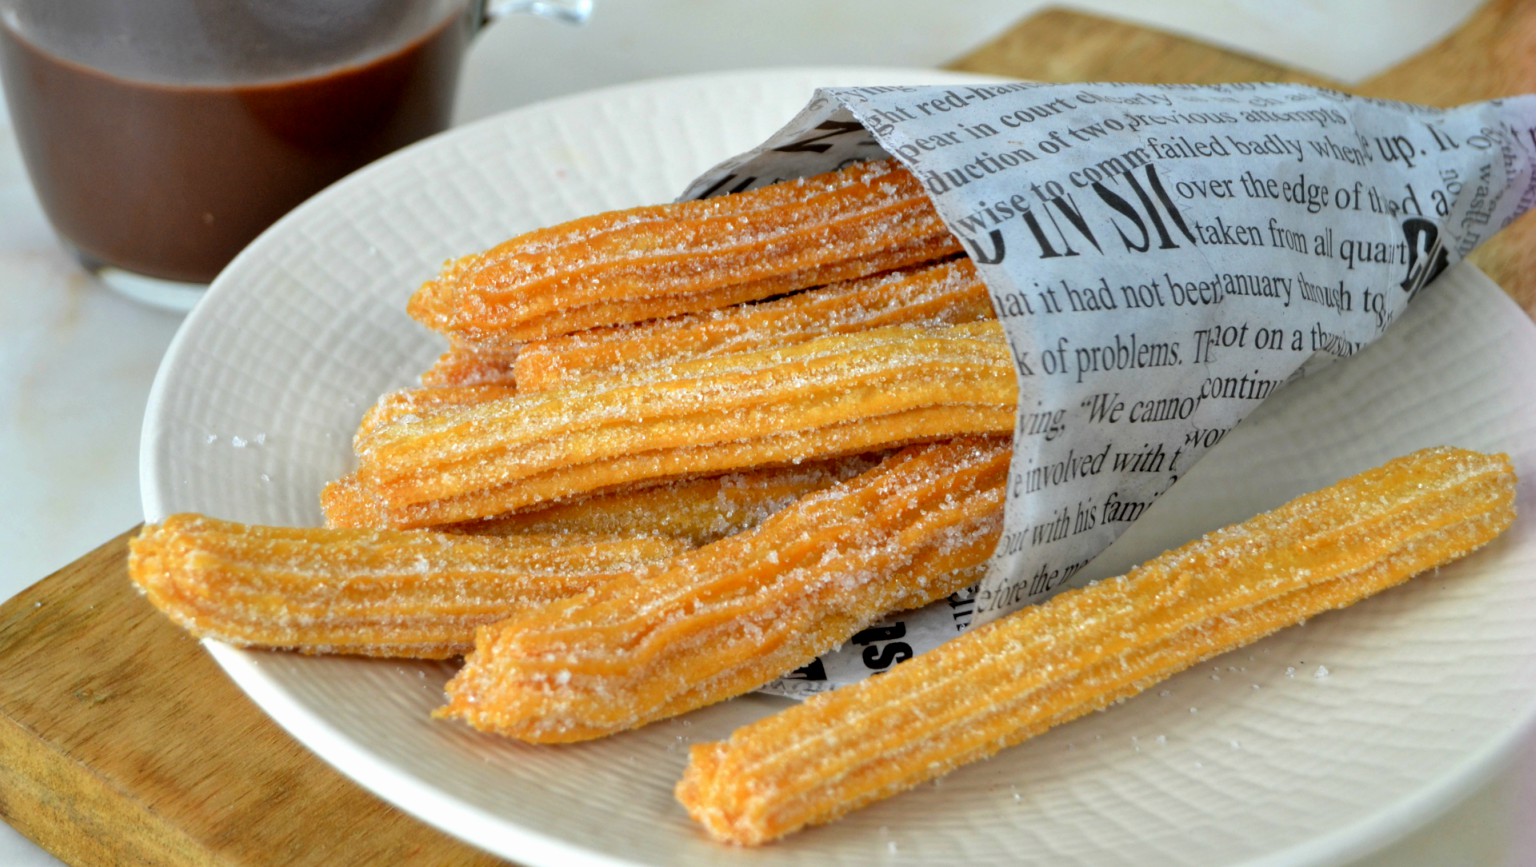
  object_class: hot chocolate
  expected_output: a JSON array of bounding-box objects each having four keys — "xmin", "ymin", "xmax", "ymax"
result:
[{"xmin": 0, "ymin": 5, "xmax": 470, "ymax": 283}]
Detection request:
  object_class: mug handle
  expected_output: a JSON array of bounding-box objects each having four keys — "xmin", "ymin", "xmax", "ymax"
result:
[{"xmin": 479, "ymin": 0, "xmax": 594, "ymax": 27}]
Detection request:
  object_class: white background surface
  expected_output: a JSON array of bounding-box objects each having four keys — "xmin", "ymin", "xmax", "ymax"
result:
[{"xmin": 0, "ymin": 2, "xmax": 1528, "ymax": 864}]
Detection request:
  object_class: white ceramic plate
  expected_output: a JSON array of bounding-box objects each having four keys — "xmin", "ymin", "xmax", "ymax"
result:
[{"xmin": 141, "ymin": 68, "xmax": 1535, "ymax": 867}]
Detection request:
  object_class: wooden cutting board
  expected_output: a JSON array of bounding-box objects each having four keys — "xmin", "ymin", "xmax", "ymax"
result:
[{"xmin": 2, "ymin": 4, "xmax": 1530, "ymax": 865}]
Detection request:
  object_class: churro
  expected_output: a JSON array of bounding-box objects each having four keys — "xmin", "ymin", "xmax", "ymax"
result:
[
  {"xmin": 436, "ymin": 436, "xmax": 1011, "ymax": 743},
  {"xmin": 319, "ymin": 472, "xmax": 383, "ymax": 529},
  {"xmin": 128, "ymin": 514, "xmax": 687, "ymax": 659},
  {"xmin": 674, "ymin": 446, "xmax": 1517, "ymax": 845},
  {"xmin": 421, "ymin": 343, "xmax": 521, "ymax": 388},
  {"xmin": 325, "ymin": 456, "xmax": 880, "ymax": 542},
  {"xmin": 352, "ymin": 322, "xmax": 1014, "ymax": 528},
  {"xmin": 456, "ymin": 454, "xmax": 885, "ymax": 546},
  {"xmin": 513, "ymin": 258, "xmax": 993, "ymax": 392},
  {"xmin": 353, "ymin": 383, "xmax": 521, "ymax": 445},
  {"xmin": 408, "ymin": 159, "xmax": 962, "ymax": 345}
]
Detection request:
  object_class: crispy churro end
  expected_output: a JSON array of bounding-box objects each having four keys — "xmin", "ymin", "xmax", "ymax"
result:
[
  {"xmin": 676, "ymin": 741, "xmax": 762, "ymax": 846},
  {"xmin": 407, "ymin": 267, "xmax": 461, "ymax": 331},
  {"xmin": 127, "ymin": 513, "xmax": 686, "ymax": 660},
  {"xmin": 125, "ymin": 521, "xmax": 165, "ymax": 597}
]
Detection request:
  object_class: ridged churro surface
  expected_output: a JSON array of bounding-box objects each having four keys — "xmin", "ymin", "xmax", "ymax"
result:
[
  {"xmin": 675, "ymin": 447, "xmax": 1517, "ymax": 845},
  {"xmin": 352, "ymin": 322, "xmax": 1014, "ymax": 528},
  {"xmin": 436, "ymin": 437, "xmax": 1011, "ymax": 742},
  {"xmin": 421, "ymin": 343, "xmax": 521, "ymax": 388},
  {"xmin": 128, "ymin": 514, "xmax": 686, "ymax": 659},
  {"xmin": 353, "ymin": 383, "xmax": 521, "ymax": 445},
  {"xmin": 409, "ymin": 159, "xmax": 961, "ymax": 345},
  {"xmin": 455, "ymin": 454, "xmax": 885, "ymax": 546},
  {"xmin": 514, "ymin": 258, "xmax": 993, "ymax": 391}
]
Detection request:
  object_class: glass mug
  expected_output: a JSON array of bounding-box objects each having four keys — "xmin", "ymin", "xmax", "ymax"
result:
[{"xmin": 0, "ymin": 0, "xmax": 590, "ymax": 309}]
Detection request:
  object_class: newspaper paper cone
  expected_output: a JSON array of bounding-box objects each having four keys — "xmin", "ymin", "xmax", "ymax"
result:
[{"xmin": 680, "ymin": 82, "xmax": 1536, "ymax": 695}]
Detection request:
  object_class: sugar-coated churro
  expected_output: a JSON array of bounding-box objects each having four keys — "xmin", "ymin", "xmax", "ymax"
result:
[
  {"xmin": 128, "ymin": 514, "xmax": 687, "ymax": 659},
  {"xmin": 675, "ymin": 446, "xmax": 1517, "ymax": 845},
  {"xmin": 353, "ymin": 383, "xmax": 521, "ymax": 446},
  {"xmin": 408, "ymin": 159, "xmax": 962, "ymax": 345},
  {"xmin": 352, "ymin": 322, "xmax": 1014, "ymax": 528},
  {"xmin": 456, "ymin": 454, "xmax": 885, "ymax": 546},
  {"xmin": 319, "ymin": 472, "xmax": 382, "ymax": 529},
  {"xmin": 325, "ymin": 455, "xmax": 881, "ymax": 543},
  {"xmin": 421, "ymin": 343, "xmax": 521, "ymax": 388},
  {"xmin": 436, "ymin": 436, "xmax": 1011, "ymax": 743},
  {"xmin": 497, "ymin": 234, "xmax": 959, "ymax": 345},
  {"xmin": 513, "ymin": 258, "xmax": 994, "ymax": 392}
]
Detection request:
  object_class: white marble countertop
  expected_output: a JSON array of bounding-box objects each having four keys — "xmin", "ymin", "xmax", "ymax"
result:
[{"xmin": 0, "ymin": 2, "xmax": 1529, "ymax": 864}]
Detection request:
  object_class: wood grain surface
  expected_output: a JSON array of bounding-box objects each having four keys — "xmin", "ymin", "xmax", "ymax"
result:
[
  {"xmin": 0, "ymin": 528, "xmax": 503, "ymax": 866},
  {"xmin": 1, "ymin": 3, "xmax": 1531, "ymax": 865}
]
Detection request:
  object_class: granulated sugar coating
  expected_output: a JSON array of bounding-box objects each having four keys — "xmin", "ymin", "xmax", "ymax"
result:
[
  {"xmin": 407, "ymin": 159, "xmax": 962, "ymax": 344},
  {"xmin": 513, "ymin": 257, "xmax": 993, "ymax": 391},
  {"xmin": 436, "ymin": 436, "xmax": 1010, "ymax": 743},
  {"xmin": 674, "ymin": 447, "xmax": 1516, "ymax": 845},
  {"xmin": 418, "ymin": 342, "xmax": 522, "ymax": 388},
  {"xmin": 326, "ymin": 452, "xmax": 883, "ymax": 544},
  {"xmin": 347, "ymin": 322, "xmax": 1015, "ymax": 528},
  {"xmin": 349, "ymin": 382, "xmax": 522, "ymax": 446},
  {"xmin": 127, "ymin": 514, "xmax": 686, "ymax": 659},
  {"xmin": 450, "ymin": 454, "xmax": 886, "ymax": 546}
]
